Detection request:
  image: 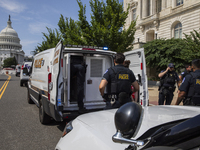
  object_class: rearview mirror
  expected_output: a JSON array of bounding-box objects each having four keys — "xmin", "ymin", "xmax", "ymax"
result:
[
  {"xmin": 114, "ymin": 102, "xmax": 142, "ymax": 138},
  {"xmin": 112, "ymin": 102, "xmax": 151, "ymax": 148}
]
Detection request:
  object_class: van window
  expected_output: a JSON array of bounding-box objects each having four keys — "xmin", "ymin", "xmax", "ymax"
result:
[{"xmin": 90, "ymin": 59, "xmax": 103, "ymax": 77}]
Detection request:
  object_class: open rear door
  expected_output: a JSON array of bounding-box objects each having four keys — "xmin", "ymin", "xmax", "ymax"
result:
[
  {"xmin": 124, "ymin": 48, "xmax": 149, "ymax": 106},
  {"xmin": 51, "ymin": 41, "xmax": 64, "ymax": 112}
]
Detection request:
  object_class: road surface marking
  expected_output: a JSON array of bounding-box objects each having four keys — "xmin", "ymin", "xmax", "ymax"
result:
[{"xmin": 0, "ymin": 74, "xmax": 11, "ymax": 99}]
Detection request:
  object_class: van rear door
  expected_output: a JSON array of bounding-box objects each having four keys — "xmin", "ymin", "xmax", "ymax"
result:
[
  {"xmin": 124, "ymin": 48, "xmax": 148, "ymax": 106},
  {"xmin": 51, "ymin": 41, "xmax": 64, "ymax": 112}
]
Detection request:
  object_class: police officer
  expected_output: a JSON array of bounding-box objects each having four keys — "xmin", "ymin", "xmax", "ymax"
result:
[
  {"xmin": 179, "ymin": 64, "xmax": 191, "ymax": 86},
  {"xmin": 175, "ymin": 59, "xmax": 200, "ymax": 106},
  {"xmin": 99, "ymin": 53, "xmax": 139, "ymax": 109},
  {"xmin": 124, "ymin": 60, "xmax": 138, "ymax": 102},
  {"xmin": 71, "ymin": 57, "xmax": 87, "ymax": 114},
  {"xmin": 158, "ymin": 63, "xmax": 180, "ymax": 105}
]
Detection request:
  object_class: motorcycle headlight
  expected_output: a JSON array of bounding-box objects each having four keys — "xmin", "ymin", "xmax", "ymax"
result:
[{"xmin": 62, "ymin": 121, "xmax": 73, "ymax": 137}]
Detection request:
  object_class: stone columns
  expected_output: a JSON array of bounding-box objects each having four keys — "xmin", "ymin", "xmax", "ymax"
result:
[
  {"xmin": 162, "ymin": 0, "xmax": 165, "ymax": 9},
  {"xmin": 172, "ymin": 0, "xmax": 175, "ymax": 8}
]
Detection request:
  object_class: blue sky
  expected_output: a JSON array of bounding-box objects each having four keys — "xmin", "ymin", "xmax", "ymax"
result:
[{"xmin": 0, "ymin": 0, "xmax": 123, "ymax": 56}]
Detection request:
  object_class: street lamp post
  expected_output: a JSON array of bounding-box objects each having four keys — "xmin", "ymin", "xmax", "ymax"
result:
[{"xmin": 155, "ymin": 31, "xmax": 158, "ymax": 40}]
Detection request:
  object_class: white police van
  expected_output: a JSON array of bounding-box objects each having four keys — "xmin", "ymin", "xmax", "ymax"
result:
[
  {"xmin": 27, "ymin": 41, "xmax": 148, "ymax": 124},
  {"xmin": 20, "ymin": 61, "xmax": 32, "ymax": 86}
]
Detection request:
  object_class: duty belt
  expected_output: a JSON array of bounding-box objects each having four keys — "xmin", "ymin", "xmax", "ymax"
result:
[{"xmin": 108, "ymin": 94, "xmax": 117, "ymax": 105}]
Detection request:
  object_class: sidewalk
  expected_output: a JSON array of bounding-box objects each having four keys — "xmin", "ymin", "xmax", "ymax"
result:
[{"xmin": 148, "ymin": 85, "xmax": 180, "ymax": 106}]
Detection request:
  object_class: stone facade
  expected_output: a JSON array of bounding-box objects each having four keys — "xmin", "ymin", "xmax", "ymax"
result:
[
  {"xmin": 124, "ymin": 0, "xmax": 200, "ymax": 77},
  {"xmin": 0, "ymin": 16, "xmax": 24, "ymax": 67},
  {"xmin": 124, "ymin": 0, "xmax": 200, "ymax": 44}
]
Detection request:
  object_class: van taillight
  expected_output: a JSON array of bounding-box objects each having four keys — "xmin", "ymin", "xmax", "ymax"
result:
[
  {"xmin": 61, "ymin": 59, "xmax": 63, "ymax": 67},
  {"xmin": 141, "ymin": 63, "xmax": 143, "ymax": 70},
  {"xmin": 21, "ymin": 65, "xmax": 24, "ymax": 70},
  {"xmin": 48, "ymin": 73, "xmax": 52, "ymax": 100}
]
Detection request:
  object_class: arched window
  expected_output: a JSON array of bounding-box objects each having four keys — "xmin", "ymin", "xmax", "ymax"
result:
[
  {"xmin": 174, "ymin": 23, "xmax": 182, "ymax": 39},
  {"xmin": 176, "ymin": 0, "xmax": 183, "ymax": 6},
  {"xmin": 132, "ymin": 8, "xmax": 137, "ymax": 21}
]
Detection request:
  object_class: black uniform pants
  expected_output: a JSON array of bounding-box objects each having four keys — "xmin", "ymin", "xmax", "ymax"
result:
[
  {"xmin": 73, "ymin": 64, "xmax": 85, "ymax": 109},
  {"xmin": 158, "ymin": 87, "xmax": 174, "ymax": 105}
]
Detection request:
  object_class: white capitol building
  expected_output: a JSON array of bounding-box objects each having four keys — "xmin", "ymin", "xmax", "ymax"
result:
[{"xmin": 0, "ymin": 15, "xmax": 24, "ymax": 67}]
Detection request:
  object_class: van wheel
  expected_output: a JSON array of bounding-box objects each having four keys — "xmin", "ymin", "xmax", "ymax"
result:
[
  {"xmin": 39, "ymin": 99, "xmax": 51, "ymax": 124},
  {"xmin": 27, "ymin": 88, "xmax": 33, "ymax": 104}
]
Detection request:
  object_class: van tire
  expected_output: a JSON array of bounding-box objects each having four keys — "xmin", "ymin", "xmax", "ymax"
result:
[
  {"xmin": 39, "ymin": 98, "xmax": 51, "ymax": 124},
  {"xmin": 27, "ymin": 88, "xmax": 33, "ymax": 104}
]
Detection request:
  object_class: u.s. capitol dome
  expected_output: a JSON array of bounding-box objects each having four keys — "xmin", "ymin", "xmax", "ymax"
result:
[{"xmin": 0, "ymin": 15, "xmax": 24, "ymax": 66}]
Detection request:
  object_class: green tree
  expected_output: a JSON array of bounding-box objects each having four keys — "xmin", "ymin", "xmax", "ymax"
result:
[
  {"xmin": 58, "ymin": 15, "xmax": 86, "ymax": 45},
  {"xmin": 35, "ymin": 27, "xmax": 61, "ymax": 53},
  {"xmin": 3, "ymin": 56, "xmax": 18, "ymax": 67},
  {"xmin": 58, "ymin": 0, "xmax": 136, "ymax": 53},
  {"xmin": 183, "ymin": 29, "xmax": 200, "ymax": 62},
  {"xmin": 144, "ymin": 38, "xmax": 188, "ymax": 72}
]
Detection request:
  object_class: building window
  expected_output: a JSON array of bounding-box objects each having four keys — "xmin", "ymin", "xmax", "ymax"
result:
[
  {"xmin": 174, "ymin": 23, "xmax": 182, "ymax": 39},
  {"xmin": 132, "ymin": 9, "xmax": 136, "ymax": 21},
  {"xmin": 176, "ymin": 0, "xmax": 183, "ymax": 6},
  {"xmin": 147, "ymin": 0, "xmax": 151, "ymax": 16},
  {"xmin": 157, "ymin": 0, "xmax": 162, "ymax": 13}
]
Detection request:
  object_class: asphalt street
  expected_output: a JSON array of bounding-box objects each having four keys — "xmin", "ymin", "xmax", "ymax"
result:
[
  {"xmin": 0, "ymin": 73, "xmax": 181, "ymax": 150},
  {"xmin": 0, "ymin": 74, "xmax": 67, "ymax": 150}
]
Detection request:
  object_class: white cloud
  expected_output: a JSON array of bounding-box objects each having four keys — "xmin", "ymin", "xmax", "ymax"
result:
[
  {"xmin": 21, "ymin": 39, "xmax": 38, "ymax": 47},
  {"xmin": 28, "ymin": 22, "xmax": 55, "ymax": 35},
  {"xmin": 21, "ymin": 40, "xmax": 39, "ymax": 55},
  {"xmin": 0, "ymin": 0, "xmax": 26, "ymax": 13}
]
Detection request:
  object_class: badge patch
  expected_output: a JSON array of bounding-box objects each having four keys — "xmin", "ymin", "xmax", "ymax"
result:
[
  {"xmin": 118, "ymin": 74, "xmax": 129, "ymax": 80},
  {"xmin": 196, "ymin": 79, "xmax": 200, "ymax": 85}
]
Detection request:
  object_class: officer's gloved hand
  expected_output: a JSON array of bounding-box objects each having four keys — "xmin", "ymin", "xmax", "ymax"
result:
[{"xmin": 102, "ymin": 94, "xmax": 108, "ymax": 101}]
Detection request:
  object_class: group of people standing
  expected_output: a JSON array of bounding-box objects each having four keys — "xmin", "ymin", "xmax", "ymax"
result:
[
  {"xmin": 158, "ymin": 59, "xmax": 200, "ymax": 106},
  {"xmin": 73, "ymin": 51, "xmax": 200, "ymax": 113},
  {"xmin": 99, "ymin": 53, "xmax": 200, "ymax": 109}
]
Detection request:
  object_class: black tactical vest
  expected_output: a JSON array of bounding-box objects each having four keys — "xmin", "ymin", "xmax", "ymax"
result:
[
  {"xmin": 163, "ymin": 71, "xmax": 176, "ymax": 86},
  {"xmin": 186, "ymin": 72, "xmax": 200, "ymax": 105},
  {"xmin": 109, "ymin": 67, "xmax": 132, "ymax": 96}
]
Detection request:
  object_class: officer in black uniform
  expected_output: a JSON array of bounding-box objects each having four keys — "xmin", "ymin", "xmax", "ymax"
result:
[
  {"xmin": 179, "ymin": 64, "xmax": 191, "ymax": 86},
  {"xmin": 175, "ymin": 59, "xmax": 200, "ymax": 106},
  {"xmin": 99, "ymin": 53, "xmax": 139, "ymax": 109},
  {"xmin": 158, "ymin": 63, "xmax": 180, "ymax": 105},
  {"xmin": 71, "ymin": 56, "xmax": 87, "ymax": 114}
]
